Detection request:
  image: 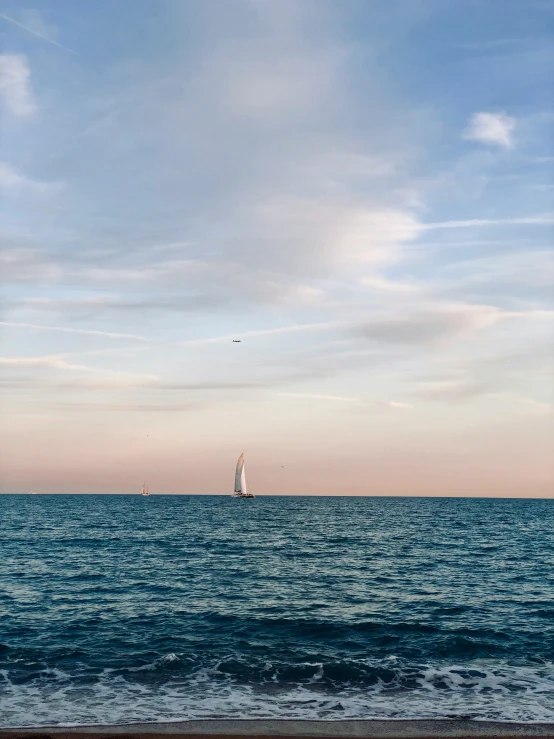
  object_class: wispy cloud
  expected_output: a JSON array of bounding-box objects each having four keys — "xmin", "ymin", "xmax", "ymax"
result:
[
  {"xmin": 356, "ymin": 400, "xmax": 415, "ymax": 412},
  {"xmin": 0, "ymin": 162, "xmax": 63, "ymax": 195},
  {"xmin": 278, "ymin": 392, "xmax": 359, "ymax": 402},
  {"xmin": 0, "ymin": 321, "xmax": 149, "ymax": 342},
  {"xmin": 463, "ymin": 111, "xmax": 516, "ymax": 149},
  {"xmin": 507, "ymin": 395, "xmax": 553, "ymax": 414},
  {"xmin": 420, "ymin": 215, "xmax": 554, "ymax": 230},
  {"xmin": 0, "ymin": 354, "xmax": 158, "ymax": 382},
  {"xmin": 356, "ymin": 304, "xmax": 507, "ymax": 346},
  {"xmin": 361, "ymin": 275, "xmax": 420, "ymax": 293},
  {"xmin": 0, "ymin": 54, "xmax": 36, "ymax": 117},
  {"xmin": 387, "ymin": 401, "xmax": 414, "ymax": 410},
  {"xmin": 51, "ymin": 401, "xmax": 208, "ymax": 413},
  {"xmin": 180, "ymin": 321, "xmax": 341, "ymax": 345},
  {"xmin": 416, "ymin": 378, "xmax": 493, "ymax": 402},
  {"xmin": 418, "ymin": 382, "xmax": 554, "ymax": 414}
]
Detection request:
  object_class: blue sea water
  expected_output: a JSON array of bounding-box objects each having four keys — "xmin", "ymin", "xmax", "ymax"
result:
[{"xmin": 1, "ymin": 494, "xmax": 553, "ymax": 727}]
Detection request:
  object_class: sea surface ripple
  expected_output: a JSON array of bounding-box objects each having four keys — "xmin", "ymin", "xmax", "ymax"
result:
[{"xmin": 0, "ymin": 495, "xmax": 553, "ymax": 726}]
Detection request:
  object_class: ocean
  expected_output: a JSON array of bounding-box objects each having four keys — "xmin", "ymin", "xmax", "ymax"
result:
[{"xmin": 1, "ymin": 494, "xmax": 553, "ymax": 727}]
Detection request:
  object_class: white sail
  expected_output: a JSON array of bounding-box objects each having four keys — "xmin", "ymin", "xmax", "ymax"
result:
[
  {"xmin": 233, "ymin": 453, "xmax": 254, "ymax": 497},
  {"xmin": 234, "ymin": 454, "xmax": 244, "ymax": 493},
  {"xmin": 240, "ymin": 461, "xmax": 248, "ymax": 496}
]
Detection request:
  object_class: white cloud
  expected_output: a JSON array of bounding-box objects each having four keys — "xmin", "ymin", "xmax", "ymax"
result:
[
  {"xmin": 463, "ymin": 111, "xmax": 516, "ymax": 149},
  {"xmin": 417, "ymin": 378, "xmax": 491, "ymax": 402},
  {"xmin": 181, "ymin": 321, "xmax": 341, "ymax": 345},
  {"xmin": 437, "ymin": 250, "xmax": 554, "ymax": 290},
  {"xmin": 419, "ymin": 214, "xmax": 554, "ymax": 230},
  {"xmin": 0, "ymin": 162, "xmax": 24, "ymax": 189},
  {"xmin": 277, "ymin": 394, "xmax": 414, "ymax": 410},
  {"xmin": 361, "ymin": 275, "xmax": 420, "ymax": 293},
  {"xmin": 0, "ymin": 321, "xmax": 149, "ymax": 342},
  {"xmin": 0, "ymin": 54, "xmax": 36, "ymax": 116},
  {"xmin": 357, "ymin": 303, "xmax": 506, "ymax": 346},
  {"xmin": 224, "ymin": 53, "xmax": 336, "ymax": 120},
  {"xmin": 278, "ymin": 392, "xmax": 358, "ymax": 402},
  {"xmin": 0, "ymin": 354, "xmax": 158, "ymax": 379},
  {"xmin": 351, "ymin": 399, "xmax": 415, "ymax": 413},
  {"xmin": 507, "ymin": 396, "xmax": 553, "ymax": 414},
  {"xmin": 246, "ymin": 197, "xmax": 421, "ymax": 272},
  {"xmin": 0, "ymin": 162, "xmax": 62, "ymax": 195}
]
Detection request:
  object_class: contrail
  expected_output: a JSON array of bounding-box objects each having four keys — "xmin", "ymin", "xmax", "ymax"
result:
[
  {"xmin": 0, "ymin": 321, "xmax": 148, "ymax": 342},
  {"xmin": 179, "ymin": 321, "xmax": 342, "ymax": 345},
  {"xmin": 0, "ymin": 12, "xmax": 80, "ymax": 56},
  {"xmin": 420, "ymin": 215, "xmax": 554, "ymax": 231}
]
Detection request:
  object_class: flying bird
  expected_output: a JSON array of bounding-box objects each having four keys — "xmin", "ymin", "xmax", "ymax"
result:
[{"xmin": 233, "ymin": 340, "xmax": 241, "ymax": 343}]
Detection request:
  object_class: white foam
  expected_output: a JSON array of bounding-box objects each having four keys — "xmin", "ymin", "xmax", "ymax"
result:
[{"xmin": 1, "ymin": 660, "xmax": 553, "ymax": 728}]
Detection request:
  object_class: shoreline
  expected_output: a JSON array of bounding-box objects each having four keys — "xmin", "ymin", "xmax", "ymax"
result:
[{"xmin": 2, "ymin": 720, "xmax": 554, "ymax": 738}]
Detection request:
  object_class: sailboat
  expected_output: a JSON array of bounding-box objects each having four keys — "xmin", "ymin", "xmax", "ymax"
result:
[
  {"xmin": 141, "ymin": 483, "xmax": 150, "ymax": 497},
  {"xmin": 233, "ymin": 453, "xmax": 254, "ymax": 498}
]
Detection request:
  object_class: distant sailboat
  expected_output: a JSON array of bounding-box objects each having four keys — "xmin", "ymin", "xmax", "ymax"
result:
[
  {"xmin": 233, "ymin": 453, "xmax": 254, "ymax": 498},
  {"xmin": 141, "ymin": 483, "xmax": 150, "ymax": 497}
]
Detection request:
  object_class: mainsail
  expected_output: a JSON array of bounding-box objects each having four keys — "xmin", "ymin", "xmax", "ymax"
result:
[
  {"xmin": 234, "ymin": 453, "xmax": 247, "ymax": 495},
  {"xmin": 233, "ymin": 452, "xmax": 254, "ymax": 497}
]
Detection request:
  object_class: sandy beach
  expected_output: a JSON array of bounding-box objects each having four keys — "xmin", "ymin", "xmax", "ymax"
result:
[{"xmin": 2, "ymin": 720, "xmax": 554, "ymax": 739}]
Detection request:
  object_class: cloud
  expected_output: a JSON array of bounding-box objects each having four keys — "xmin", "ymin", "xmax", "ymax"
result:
[
  {"xmin": 0, "ymin": 354, "xmax": 158, "ymax": 382},
  {"xmin": 356, "ymin": 303, "xmax": 505, "ymax": 346},
  {"xmin": 0, "ymin": 321, "xmax": 149, "ymax": 342},
  {"xmin": 416, "ymin": 378, "xmax": 493, "ymax": 402},
  {"xmin": 244, "ymin": 198, "xmax": 421, "ymax": 273},
  {"xmin": 357, "ymin": 400, "xmax": 414, "ymax": 412},
  {"xmin": 1, "ymin": 201, "xmax": 420, "ymax": 308},
  {"xmin": 278, "ymin": 392, "xmax": 358, "ymax": 402},
  {"xmin": 180, "ymin": 321, "xmax": 340, "ymax": 345},
  {"xmin": 507, "ymin": 395, "xmax": 553, "ymax": 414},
  {"xmin": 0, "ymin": 162, "xmax": 63, "ymax": 195},
  {"xmin": 326, "ymin": 397, "xmax": 416, "ymax": 414},
  {"xmin": 0, "ymin": 162, "xmax": 24, "ymax": 189},
  {"xmin": 277, "ymin": 393, "xmax": 414, "ymax": 410},
  {"xmin": 51, "ymin": 402, "xmax": 208, "ymax": 413},
  {"xmin": 419, "ymin": 214, "xmax": 554, "ymax": 230},
  {"xmin": 435, "ymin": 250, "xmax": 554, "ymax": 291},
  {"xmin": 361, "ymin": 275, "xmax": 420, "ymax": 293},
  {"xmin": 0, "ymin": 318, "xmax": 341, "ymax": 349},
  {"xmin": 223, "ymin": 51, "xmax": 338, "ymax": 121},
  {"xmin": 387, "ymin": 401, "xmax": 413, "ymax": 409},
  {"xmin": 463, "ymin": 111, "xmax": 516, "ymax": 149},
  {"xmin": 0, "ymin": 54, "xmax": 36, "ymax": 117},
  {"xmin": 416, "ymin": 381, "xmax": 553, "ymax": 414}
]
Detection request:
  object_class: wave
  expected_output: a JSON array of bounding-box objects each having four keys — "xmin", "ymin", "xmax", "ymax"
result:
[{"xmin": 1, "ymin": 657, "xmax": 554, "ymax": 727}]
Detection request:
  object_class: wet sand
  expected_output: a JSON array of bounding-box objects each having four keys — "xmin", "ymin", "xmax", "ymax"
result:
[{"xmin": 1, "ymin": 720, "xmax": 554, "ymax": 739}]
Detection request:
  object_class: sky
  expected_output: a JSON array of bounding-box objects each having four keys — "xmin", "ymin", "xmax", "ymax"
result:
[{"xmin": 0, "ymin": 0, "xmax": 553, "ymax": 496}]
